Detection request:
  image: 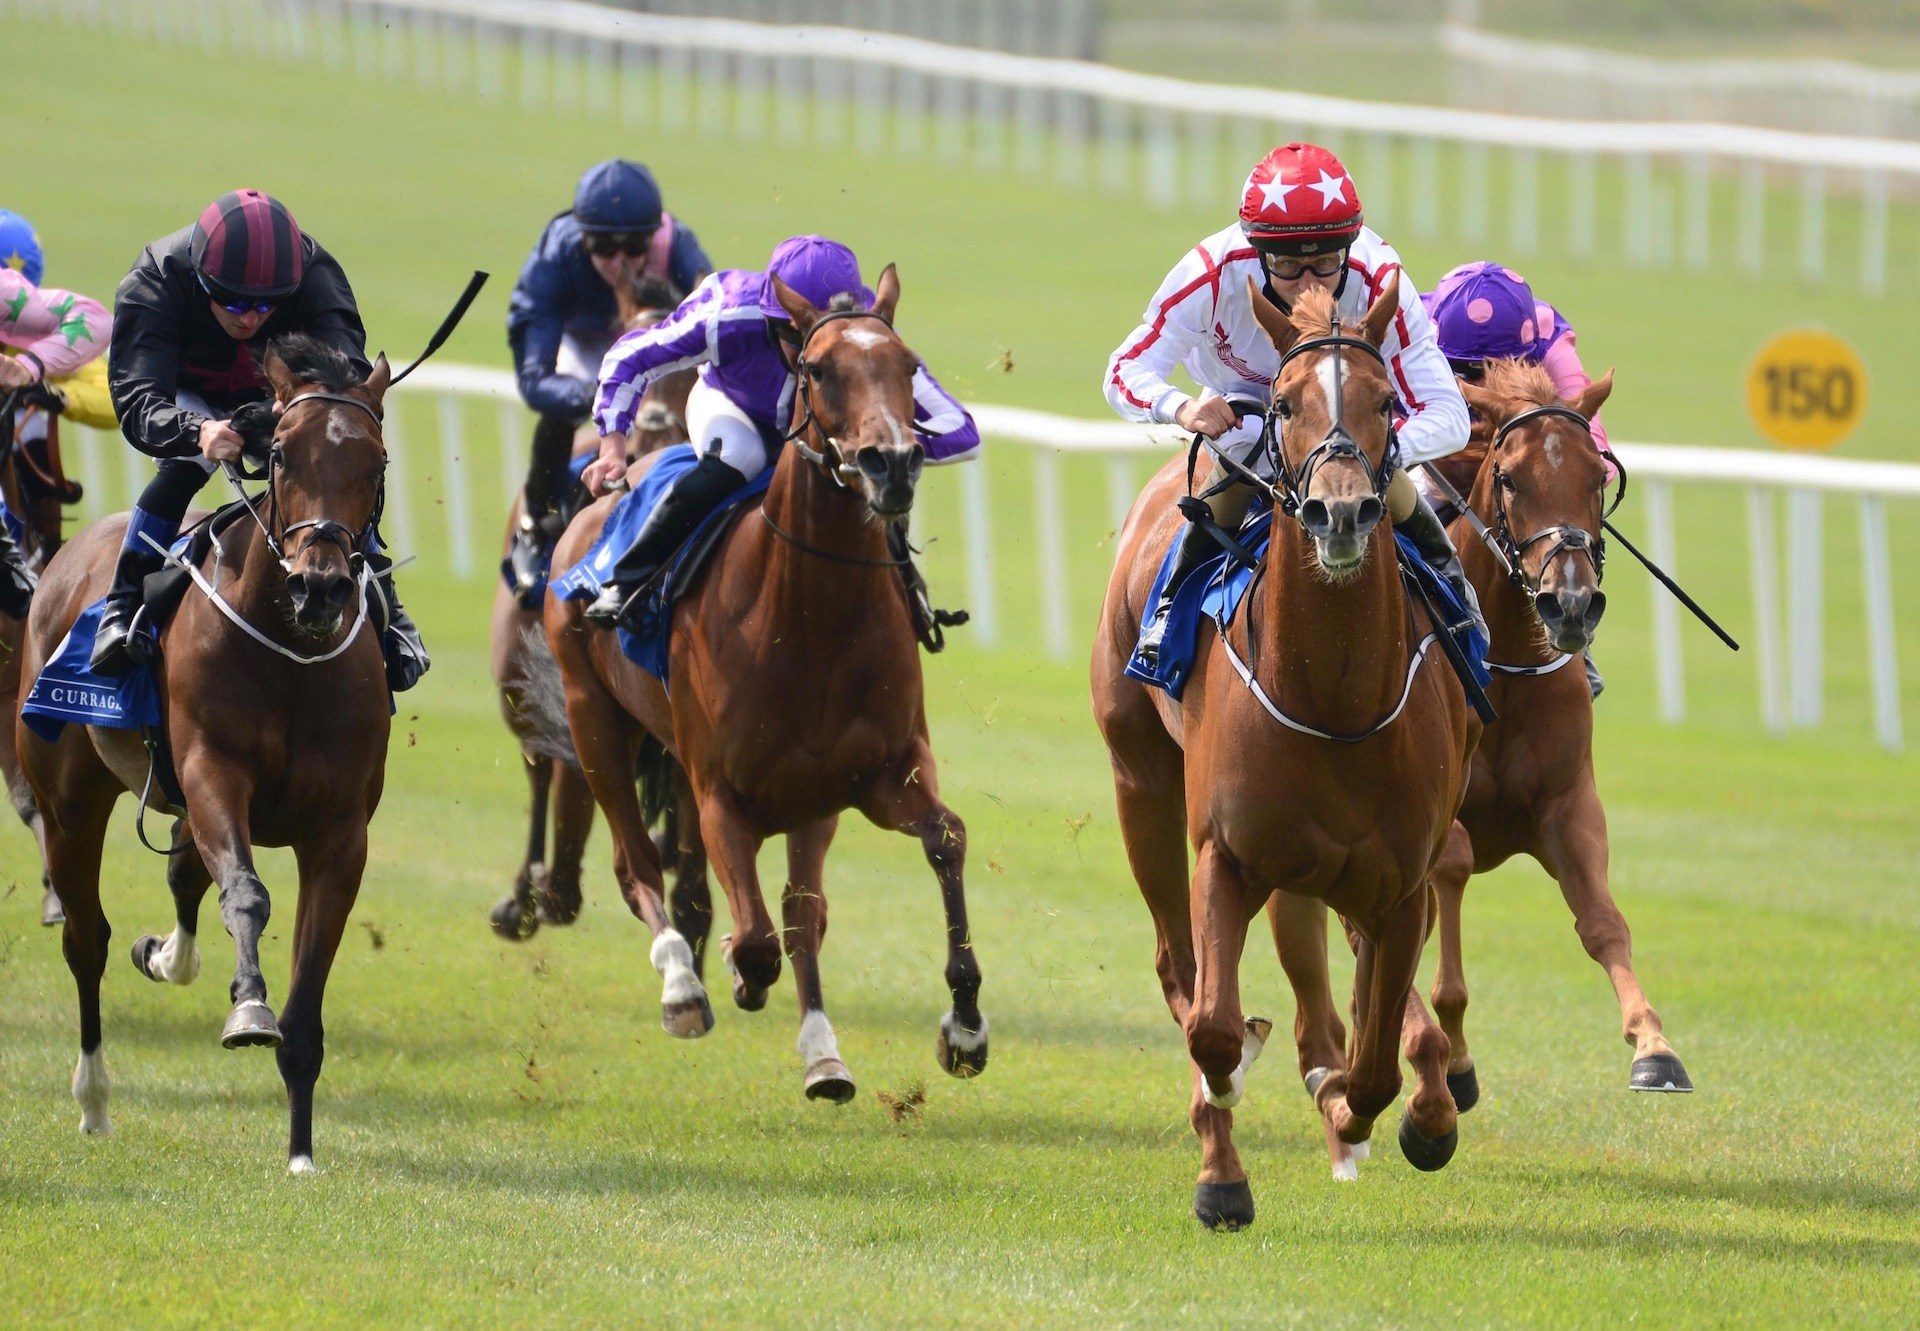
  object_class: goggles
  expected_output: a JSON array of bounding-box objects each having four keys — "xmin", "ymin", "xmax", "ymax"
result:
[
  {"xmin": 198, "ymin": 272, "xmax": 279, "ymax": 316},
  {"xmin": 1261, "ymin": 251, "xmax": 1346, "ymax": 281},
  {"xmin": 582, "ymin": 229, "xmax": 657, "ymax": 258}
]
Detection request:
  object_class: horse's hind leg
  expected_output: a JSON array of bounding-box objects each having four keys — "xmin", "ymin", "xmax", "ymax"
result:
[
  {"xmin": 278, "ymin": 827, "xmax": 367, "ymax": 1173},
  {"xmin": 665, "ymin": 776, "xmax": 714, "ymax": 982},
  {"xmin": 47, "ymin": 797, "xmax": 115, "ymax": 1135},
  {"xmin": 490, "ymin": 752, "xmax": 550, "ymax": 941},
  {"xmin": 1536, "ymin": 777, "xmax": 1688, "ymax": 1092},
  {"xmin": 536, "ymin": 759, "xmax": 593, "ymax": 927},
  {"xmin": 1427, "ymin": 821, "xmax": 1480, "ymax": 1110},
  {"xmin": 781, "ymin": 817, "xmax": 854, "ymax": 1103},
  {"xmin": 1184, "ymin": 840, "xmax": 1268, "ymax": 1229},
  {"xmin": 7, "ymin": 769, "xmax": 61, "ymax": 926},
  {"xmin": 130, "ymin": 820, "xmax": 210, "ymax": 986},
  {"xmin": 1268, "ymin": 892, "xmax": 1363, "ymax": 1180}
]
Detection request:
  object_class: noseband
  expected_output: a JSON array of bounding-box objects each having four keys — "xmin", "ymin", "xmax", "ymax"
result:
[
  {"xmin": 1488, "ymin": 403, "xmax": 1626, "ymax": 598},
  {"xmin": 780, "ymin": 307, "xmax": 899, "ymax": 490},
  {"xmin": 231, "ymin": 389, "xmax": 387, "ymax": 569},
  {"xmin": 1260, "ymin": 318, "xmax": 1400, "ymax": 521}
]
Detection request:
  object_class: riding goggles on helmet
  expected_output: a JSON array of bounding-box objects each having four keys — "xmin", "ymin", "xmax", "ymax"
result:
[
  {"xmin": 198, "ymin": 271, "xmax": 278, "ymax": 316},
  {"xmin": 583, "ymin": 229, "xmax": 656, "ymax": 258}
]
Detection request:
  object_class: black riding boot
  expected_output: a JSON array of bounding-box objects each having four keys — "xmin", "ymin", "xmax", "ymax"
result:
[
  {"xmin": 0, "ymin": 523, "xmax": 35, "ymax": 619},
  {"xmin": 1399, "ymin": 489, "xmax": 1487, "ymax": 637},
  {"xmin": 507, "ymin": 414, "xmax": 583, "ymax": 607},
  {"xmin": 90, "ymin": 544, "xmax": 165, "ymax": 676},
  {"xmin": 1134, "ymin": 519, "xmax": 1217, "ymax": 670},
  {"xmin": 585, "ymin": 454, "xmax": 746, "ymax": 628},
  {"xmin": 367, "ymin": 548, "xmax": 429, "ymax": 692}
]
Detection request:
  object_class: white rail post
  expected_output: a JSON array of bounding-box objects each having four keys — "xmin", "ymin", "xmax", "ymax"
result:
[
  {"xmin": 1509, "ymin": 146, "xmax": 1537, "ymax": 254},
  {"xmin": 959, "ymin": 455, "xmax": 997, "ymax": 647},
  {"xmin": 1412, "ymin": 137, "xmax": 1440, "ymax": 239},
  {"xmin": 1646, "ymin": 478, "xmax": 1684, "ymax": 723},
  {"xmin": 497, "ymin": 401, "xmax": 526, "ymax": 509},
  {"xmin": 1098, "ymin": 97, "xmax": 1131, "ymax": 194},
  {"xmin": 1105, "ymin": 455, "xmax": 1134, "ymax": 541},
  {"xmin": 1799, "ymin": 166, "xmax": 1826, "ymax": 283},
  {"xmin": 1144, "ymin": 110, "xmax": 1177, "ymax": 211},
  {"xmin": 437, "ymin": 393, "xmax": 473, "ymax": 580},
  {"xmin": 1624, "ymin": 151, "xmax": 1652, "ymax": 264},
  {"xmin": 75, "ymin": 426, "xmax": 107, "ymax": 526},
  {"xmin": 1186, "ymin": 113, "xmax": 1219, "ymax": 209},
  {"xmin": 1363, "ymin": 132, "xmax": 1392, "ymax": 232},
  {"xmin": 1745, "ymin": 485, "xmax": 1786, "ymax": 733},
  {"xmin": 1858, "ymin": 495, "xmax": 1903, "ymax": 750},
  {"xmin": 1568, "ymin": 150, "xmax": 1596, "ymax": 258},
  {"xmin": 383, "ymin": 406, "xmax": 417, "ymax": 558},
  {"xmin": 1684, "ymin": 153, "xmax": 1711, "ymax": 269},
  {"xmin": 1861, "ymin": 170, "xmax": 1889, "ymax": 296},
  {"xmin": 1034, "ymin": 448, "xmax": 1069, "ymax": 660},
  {"xmin": 1786, "ymin": 487, "xmax": 1823, "ymax": 727},
  {"xmin": 1738, "ymin": 160, "xmax": 1765, "ymax": 275},
  {"xmin": 1458, "ymin": 141, "xmax": 1489, "ymax": 242}
]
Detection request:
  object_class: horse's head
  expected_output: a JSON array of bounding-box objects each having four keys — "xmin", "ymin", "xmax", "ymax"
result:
[
  {"xmin": 1248, "ymin": 276, "xmax": 1402, "ymax": 577},
  {"xmin": 771, "ymin": 263, "xmax": 923, "ymax": 520},
  {"xmin": 1461, "ymin": 362, "xmax": 1616, "ymax": 654},
  {"xmin": 260, "ymin": 336, "xmax": 390, "ymax": 639}
]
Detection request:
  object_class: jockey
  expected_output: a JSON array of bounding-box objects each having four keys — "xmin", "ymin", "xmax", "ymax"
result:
[
  {"xmin": 504, "ymin": 160, "xmax": 713, "ymax": 605},
  {"xmin": 91, "ymin": 189, "xmax": 428, "ymax": 689},
  {"xmin": 1104, "ymin": 142, "xmax": 1474, "ymax": 669},
  {"xmin": 581, "ymin": 234, "xmax": 979, "ymax": 627},
  {"xmin": 0, "ymin": 257, "xmax": 112, "ymax": 618}
]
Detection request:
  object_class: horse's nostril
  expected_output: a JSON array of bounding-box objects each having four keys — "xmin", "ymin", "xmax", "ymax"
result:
[
  {"xmin": 325, "ymin": 576, "xmax": 353, "ymax": 610},
  {"xmin": 1299, "ymin": 498, "xmax": 1332, "ymax": 537},
  {"xmin": 1534, "ymin": 590, "xmax": 1560, "ymax": 623},
  {"xmin": 1355, "ymin": 497, "xmax": 1384, "ymax": 532},
  {"xmin": 857, "ymin": 449, "xmax": 889, "ymax": 480},
  {"xmin": 1585, "ymin": 590, "xmax": 1608, "ymax": 628}
]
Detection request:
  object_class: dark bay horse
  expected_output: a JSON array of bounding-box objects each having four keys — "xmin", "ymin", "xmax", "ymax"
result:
[
  {"xmin": 488, "ymin": 286, "xmax": 698, "ymax": 941},
  {"xmin": 18, "ymin": 339, "xmax": 393, "ymax": 1170},
  {"xmin": 538, "ymin": 265, "xmax": 986, "ymax": 1102},
  {"xmin": 1092, "ymin": 279, "xmax": 1474, "ymax": 1228},
  {"xmin": 1410, "ymin": 359, "xmax": 1688, "ymax": 1098}
]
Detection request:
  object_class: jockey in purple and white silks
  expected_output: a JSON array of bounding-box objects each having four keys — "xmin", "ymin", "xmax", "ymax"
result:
[{"xmin": 580, "ymin": 234, "xmax": 980, "ymax": 626}]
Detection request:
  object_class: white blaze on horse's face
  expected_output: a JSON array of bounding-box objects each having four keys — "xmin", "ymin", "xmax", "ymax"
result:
[
  {"xmin": 811, "ymin": 322, "xmax": 925, "ymax": 520},
  {"xmin": 1280, "ymin": 347, "xmax": 1391, "ymax": 579}
]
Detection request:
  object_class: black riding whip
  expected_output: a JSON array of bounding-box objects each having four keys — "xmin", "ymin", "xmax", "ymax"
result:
[
  {"xmin": 389, "ymin": 270, "xmax": 490, "ymax": 387},
  {"xmin": 1601, "ymin": 518, "xmax": 1740, "ymax": 652}
]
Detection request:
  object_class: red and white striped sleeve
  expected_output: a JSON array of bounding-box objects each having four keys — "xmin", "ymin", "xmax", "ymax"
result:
[{"xmin": 1103, "ymin": 246, "xmax": 1216, "ymax": 426}]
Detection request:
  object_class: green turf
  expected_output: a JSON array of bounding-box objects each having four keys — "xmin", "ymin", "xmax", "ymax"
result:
[{"xmin": 3, "ymin": 13, "xmax": 1919, "ymax": 1329}]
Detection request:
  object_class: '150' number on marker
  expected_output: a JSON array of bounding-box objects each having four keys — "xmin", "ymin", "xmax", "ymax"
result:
[{"xmin": 1762, "ymin": 364, "xmax": 1856, "ymax": 421}]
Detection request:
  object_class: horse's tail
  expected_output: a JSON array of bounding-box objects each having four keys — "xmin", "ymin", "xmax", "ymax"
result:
[{"xmin": 509, "ymin": 625, "xmax": 579, "ymax": 767}]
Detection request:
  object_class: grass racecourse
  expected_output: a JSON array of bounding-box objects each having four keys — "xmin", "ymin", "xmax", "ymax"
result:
[{"xmin": 4, "ymin": 13, "xmax": 1920, "ymax": 1328}]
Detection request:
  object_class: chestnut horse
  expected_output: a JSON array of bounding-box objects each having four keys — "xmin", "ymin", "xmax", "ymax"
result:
[
  {"xmin": 540, "ymin": 265, "xmax": 986, "ymax": 1101},
  {"xmin": 18, "ymin": 339, "xmax": 393, "ymax": 1170},
  {"xmin": 1092, "ymin": 279, "xmax": 1474, "ymax": 1229},
  {"xmin": 488, "ymin": 287, "xmax": 697, "ymax": 941},
  {"xmin": 1412, "ymin": 360, "xmax": 1689, "ymax": 1098}
]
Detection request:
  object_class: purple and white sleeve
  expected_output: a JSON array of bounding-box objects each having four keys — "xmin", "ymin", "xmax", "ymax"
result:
[
  {"xmin": 592, "ymin": 288, "xmax": 717, "ymax": 438},
  {"xmin": 911, "ymin": 366, "xmax": 980, "ymax": 464}
]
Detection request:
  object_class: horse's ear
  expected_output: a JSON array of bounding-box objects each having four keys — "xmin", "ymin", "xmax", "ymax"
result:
[
  {"xmin": 771, "ymin": 275, "xmax": 821, "ymax": 334},
  {"xmin": 1246, "ymin": 277, "xmax": 1297, "ymax": 357},
  {"xmin": 262, "ymin": 346, "xmax": 300, "ymax": 407},
  {"xmin": 1572, "ymin": 368, "xmax": 1613, "ymax": 420},
  {"xmin": 1362, "ymin": 269, "xmax": 1400, "ymax": 348},
  {"xmin": 361, "ymin": 354, "xmax": 392, "ymax": 408},
  {"xmin": 871, "ymin": 262, "xmax": 900, "ymax": 324},
  {"xmin": 1459, "ymin": 379, "xmax": 1512, "ymax": 428}
]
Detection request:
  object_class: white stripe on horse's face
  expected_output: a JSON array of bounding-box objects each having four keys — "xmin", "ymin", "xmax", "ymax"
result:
[
  {"xmin": 1315, "ymin": 355, "xmax": 1341, "ymax": 425},
  {"xmin": 326, "ymin": 413, "xmax": 353, "ymax": 446},
  {"xmin": 1543, "ymin": 429, "xmax": 1564, "ymax": 470},
  {"xmin": 841, "ymin": 325, "xmax": 888, "ymax": 351}
]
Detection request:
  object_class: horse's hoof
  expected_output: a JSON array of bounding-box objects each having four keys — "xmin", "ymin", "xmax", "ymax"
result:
[
  {"xmin": 935, "ymin": 1012, "xmax": 988, "ymax": 1078},
  {"xmin": 489, "ymin": 893, "xmax": 537, "ymax": 942},
  {"xmin": 1193, "ymin": 1179, "xmax": 1255, "ymax": 1231},
  {"xmin": 660, "ymin": 994, "xmax": 715, "ymax": 1039},
  {"xmin": 288, "ymin": 1155, "xmax": 316, "ymax": 1176},
  {"xmin": 720, "ymin": 935, "xmax": 773, "ymax": 1010},
  {"xmin": 1447, "ymin": 1064, "xmax": 1481, "ymax": 1114},
  {"xmin": 1630, "ymin": 1052, "xmax": 1693, "ymax": 1093},
  {"xmin": 221, "ymin": 1000, "xmax": 283, "ymax": 1049},
  {"xmin": 41, "ymin": 888, "xmax": 65, "ymax": 927},
  {"xmin": 1397, "ymin": 1113, "xmax": 1459, "ymax": 1172},
  {"xmin": 533, "ymin": 886, "xmax": 582, "ymax": 927},
  {"xmin": 803, "ymin": 1059, "xmax": 857, "ymax": 1104},
  {"xmin": 131, "ymin": 935, "xmax": 165, "ymax": 981}
]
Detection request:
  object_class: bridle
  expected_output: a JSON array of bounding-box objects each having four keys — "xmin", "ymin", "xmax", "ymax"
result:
[
  {"xmin": 1259, "ymin": 316, "xmax": 1400, "ymax": 522},
  {"xmin": 1486, "ymin": 403, "xmax": 1625, "ymax": 600},
  {"xmin": 779, "ymin": 307, "xmax": 899, "ymax": 490},
  {"xmin": 229, "ymin": 389, "xmax": 387, "ymax": 572}
]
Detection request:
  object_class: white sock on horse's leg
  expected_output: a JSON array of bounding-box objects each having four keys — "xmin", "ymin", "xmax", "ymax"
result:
[
  {"xmin": 153, "ymin": 926, "xmax": 200, "ymax": 985},
  {"xmin": 650, "ymin": 929, "xmax": 703, "ymax": 1004},
  {"xmin": 796, "ymin": 1009, "xmax": 842, "ymax": 1069},
  {"xmin": 72, "ymin": 1049, "xmax": 110, "ymax": 1136}
]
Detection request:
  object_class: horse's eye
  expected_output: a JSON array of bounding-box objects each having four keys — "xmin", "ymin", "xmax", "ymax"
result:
[
  {"xmin": 1498, "ymin": 473, "xmax": 1517, "ymax": 492},
  {"xmin": 1274, "ymin": 398, "xmax": 1293, "ymax": 419}
]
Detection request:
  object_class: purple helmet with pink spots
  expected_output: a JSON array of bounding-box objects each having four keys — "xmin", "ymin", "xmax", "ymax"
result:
[{"xmin": 1422, "ymin": 261, "xmax": 1558, "ymax": 370}]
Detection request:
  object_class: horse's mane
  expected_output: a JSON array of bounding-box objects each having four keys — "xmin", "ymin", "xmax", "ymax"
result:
[
  {"xmin": 1479, "ymin": 357, "xmax": 1561, "ymax": 409},
  {"xmin": 826, "ymin": 292, "xmax": 863, "ymax": 314},
  {"xmin": 264, "ymin": 333, "xmax": 360, "ymax": 392},
  {"xmin": 1287, "ymin": 285, "xmax": 1338, "ymax": 339}
]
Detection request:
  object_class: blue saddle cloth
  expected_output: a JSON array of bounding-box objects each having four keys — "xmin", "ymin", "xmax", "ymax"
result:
[
  {"xmin": 1125, "ymin": 509, "xmax": 1490, "ymax": 700},
  {"xmin": 20, "ymin": 599, "xmax": 162, "ymax": 743},
  {"xmin": 550, "ymin": 444, "xmax": 772, "ymax": 684}
]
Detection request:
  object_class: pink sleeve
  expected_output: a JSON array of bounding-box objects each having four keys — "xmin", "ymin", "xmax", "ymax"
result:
[
  {"xmin": 1539, "ymin": 328, "xmax": 1611, "ymax": 456},
  {"xmin": 0, "ymin": 272, "xmax": 111, "ymax": 380}
]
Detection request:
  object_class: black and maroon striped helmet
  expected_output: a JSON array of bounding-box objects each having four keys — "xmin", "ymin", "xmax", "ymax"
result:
[{"xmin": 189, "ymin": 189, "xmax": 306, "ymax": 300}]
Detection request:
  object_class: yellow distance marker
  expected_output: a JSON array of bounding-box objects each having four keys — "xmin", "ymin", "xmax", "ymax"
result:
[{"xmin": 1746, "ymin": 329, "xmax": 1868, "ymax": 452}]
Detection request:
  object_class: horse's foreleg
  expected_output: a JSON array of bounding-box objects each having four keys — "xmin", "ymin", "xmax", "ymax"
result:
[
  {"xmin": 696, "ymin": 787, "xmax": 780, "ymax": 1011},
  {"xmin": 1109, "ymin": 752, "xmax": 1196, "ymax": 1030},
  {"xmin": 130, "ymin": 820, "xmax": 211, "ymax": 986},
  {"xmin": 491, "ymin": 753, "xmax": 550, "ymax": 941},
  {"xmin": 781, "ymin": 817, "xmax": 854, "ymax": 1103},
  {"xmin": 185, "ymin": 773, "xmax": 281, "ymax": 1050},
  {"xmin": 536, "ymin": 760, "xmax": 593, "ymax": 927},
  {"xmin": 860, "ymin": 743, "xmax": 985, "ymax": 1078},
  {"xmin": 1268, "ymin": 891, "xmax": 1363, "ymax": 1179},
  {"xmin": 279, "ymin": 827, "xmax": 366, "ymax": 1174},
  {"xmin": 1536, "ymin": 778, "xmax": 1689, "ymax": 1092},
  {"xmin": 665, "ymin": 776, "xmax": 712, "ymax": 980},
  {"xmin": 9, "ymin": 768, "xmax": 61, "ymax": 926},
  {"xmin": 1427, "ymin": 821, "xmax": 1480, "ymax": 1110},
  {"xmin": 46, "ymin": 798, "xmax": 114, "ymax": 1135},
  {"xmin": 1184, "ymin": 840, "xmax": 1264, "ymax": 1229}
]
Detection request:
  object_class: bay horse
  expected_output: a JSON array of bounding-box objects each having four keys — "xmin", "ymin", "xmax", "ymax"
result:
[
  {"xmin": 18, "ymin": 337, "xmax": 393, "ymax": 1171},
  {"xmin": 1092, "ymin": 278, "xmax": 1474, "ymax": 1228},
  {"xmin": 539, "ymin": 264, "xmax": 987, "ymax": 1101},
  {"xmin": 1410, "ymin": 359, "xmax": 1689, "ymax": 1099},
  {"xmin": 0, "ymin": 388, "xmax": 83, "ymax": 927},
  {"xmin": 488, "ymin": 280, "xmax": 699, "ymax": 941}
]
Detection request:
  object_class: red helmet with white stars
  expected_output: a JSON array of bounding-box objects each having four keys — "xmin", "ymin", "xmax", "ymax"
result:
[{"xmin": 1239, "ymin": 143, "xmax": 1364, "ymax": 257}]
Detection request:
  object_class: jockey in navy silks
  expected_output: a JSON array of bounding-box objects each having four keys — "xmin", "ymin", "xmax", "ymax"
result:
[
  {"xmin": 92, "ymin": 190, "xmax": 428, "ymax": 689},
  {"xmin": 503, "ymin": 160, "xmax": 713, "ymax": 605},
  {"xmin": 579, "ymin": 234, "xmax": 980, "ymax": 628}
]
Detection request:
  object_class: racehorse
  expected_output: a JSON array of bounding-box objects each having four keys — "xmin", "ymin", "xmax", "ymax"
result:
[
  {"xmin": 1092, "ymin": 278, "xmax": 1474, "ymax": 1228},
  {"xmin": 18, "ymin": 337, "xmax": 395, "ymax": 1171},
  {"xmin": 1409, "ymin": 359, "xmax": 1689, "ymax": 1098},
  {"xmin": 0, "ymin": 388, "xmax": 84, "ymax": 927},
  {"xmin": 537, "ymin": 265, "xmax": 988, "ymax": 1102},
  {"xmin": 488, "ymin": 281, "xmax": 699, "ymax": 941}
]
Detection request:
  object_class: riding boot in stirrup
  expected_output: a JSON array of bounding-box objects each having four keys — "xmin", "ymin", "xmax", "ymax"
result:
[
  {"xmin": 1135, "ymin": 519, "xmax": 1217, "ymax": 671},
  {"xmin": 506, "ymin": 512, "xmax": 564, "ymax": 610},
  {"xmin": 888, "ymin": 524, "xmax": 968, "ymax": 652},
  {"xmin": 90, "ymin": 545, "xmax": 164, "ymax": 676},
  {"xmin": 367, "ymin": 550, "xmax": 430, "ymax": 692},
  {"xmin": 0, "ymin": 523, "xmax": 36, "ymax": 619},
  {"xmin": 1399, "ymin": 489, "xmax": 1487, "ymax": 639},
  {"xmin": 585, "ymin": 455, "xmax": 744, "ymax": 629}
]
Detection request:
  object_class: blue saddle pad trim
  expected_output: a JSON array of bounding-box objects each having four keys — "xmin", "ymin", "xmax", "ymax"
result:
[
  {"xmin": 1125, "ymin": 514, "xmax": 1489, "ymax": 699},
  {"xmin": 550, "ymin": 444, "xmax": 771, "ymax": 684},
  {"xmin": 20, "ymin": 598, "xmax": 162, "ymax": 743},
  {"xmin": 496, "ymin": 449, "xmax": 608, "ymax": 600}
]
